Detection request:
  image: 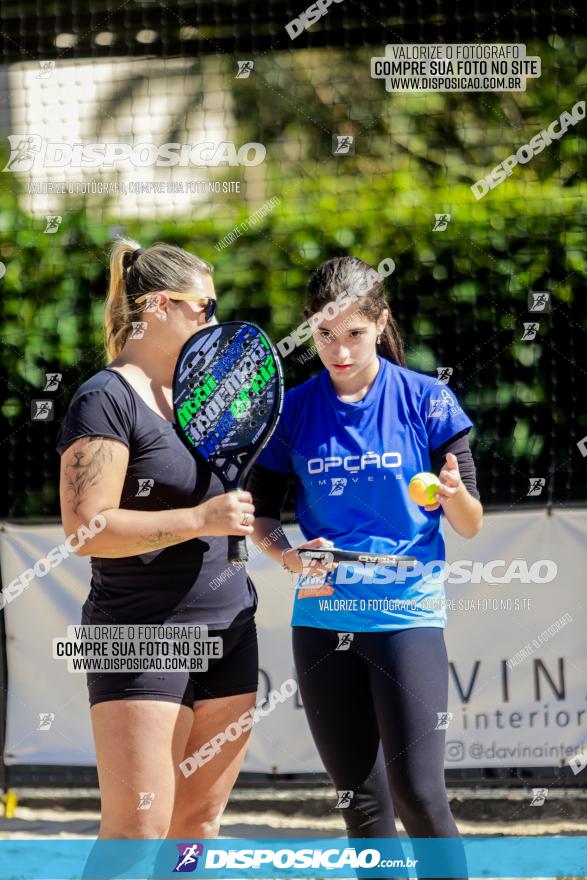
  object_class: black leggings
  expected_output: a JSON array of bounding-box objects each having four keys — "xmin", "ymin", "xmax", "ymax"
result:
[{"xmin": 292, "ymin": 626, "xmax": 467, "ymax": 879}]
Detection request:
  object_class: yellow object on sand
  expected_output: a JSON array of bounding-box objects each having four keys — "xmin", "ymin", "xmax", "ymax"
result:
[{"xmin": 1, "ymin": 789, "xmax": 18, "ymax": 817}]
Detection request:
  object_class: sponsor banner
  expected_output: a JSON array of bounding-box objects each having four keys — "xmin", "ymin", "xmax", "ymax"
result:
[
  {"xmin": 441, "ymin": 508, "xmax": 586, "ymax": 768},
  {"xmin": 0, "ymin": 509, "xmax": 585, "ymax": 770}
]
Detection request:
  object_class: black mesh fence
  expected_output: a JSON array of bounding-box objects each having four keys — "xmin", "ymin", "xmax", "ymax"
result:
[{"xmin": 0, "ymin": 0, "xmax": 586, "ymax": 517}]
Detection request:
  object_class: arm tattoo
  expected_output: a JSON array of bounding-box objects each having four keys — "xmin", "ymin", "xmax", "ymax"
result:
[
  {"xmin": 139, "ymin": 529, "xmax": 182, "ymax": 551},
  {"xmin": 65, "ymin": 437, "xmax": 114, "ymax": 515}
]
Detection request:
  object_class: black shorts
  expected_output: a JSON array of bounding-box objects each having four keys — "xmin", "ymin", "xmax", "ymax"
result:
[{"xmin": 84, "ymin": 617, "xmax": 258, "ymax": 708}]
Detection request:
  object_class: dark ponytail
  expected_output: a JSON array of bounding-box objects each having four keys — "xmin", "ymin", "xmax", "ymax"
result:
[
  {"xmin": 377, "ymin": 313, "xmax": 406, "ymax": 367},
  {"xmin": 304, "ymin": 256, "xmax": 406, "ymax": 367}
]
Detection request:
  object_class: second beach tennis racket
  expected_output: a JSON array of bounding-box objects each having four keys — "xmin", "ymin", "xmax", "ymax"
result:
[
  {"xmin": 298, "ymin": 548, "xmax": 417, "ymax": 568},
  {"xmin": 173, "ymin": 321, "xmax": 284, "ymax": 563}
]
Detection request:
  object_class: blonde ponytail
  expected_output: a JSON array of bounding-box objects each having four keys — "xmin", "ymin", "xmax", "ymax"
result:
[
  {"xmin": 104, "ymin": 238, "xmax": 214, "ymax": 361},
  {"xmin": 104, "ymin": 238, "xmax": 143, "ymax": 360}
]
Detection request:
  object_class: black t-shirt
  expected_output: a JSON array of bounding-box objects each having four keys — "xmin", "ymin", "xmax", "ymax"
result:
[{"xmin": 56, "ymin": 367, "xmax": 257, "ymax": 628}]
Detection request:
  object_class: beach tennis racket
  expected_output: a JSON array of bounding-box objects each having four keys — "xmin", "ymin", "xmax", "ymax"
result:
[
  {"xmin": 298, "ymin": 548, "xmax": 417, "ymax": 568},
  {"xmin": 173, "ymin": 321, "xmax": 283, "ymax": 563}
]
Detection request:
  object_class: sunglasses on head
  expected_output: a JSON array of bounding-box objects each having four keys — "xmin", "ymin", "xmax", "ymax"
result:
[{"xmin": 134, "ymin": 291, "xmax": 217, "ymax": 322}]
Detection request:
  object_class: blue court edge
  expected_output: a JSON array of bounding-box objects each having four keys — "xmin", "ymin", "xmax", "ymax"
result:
[{"xmin": 0, "ymin": 837, "xmax": 585, "ymax": 878}]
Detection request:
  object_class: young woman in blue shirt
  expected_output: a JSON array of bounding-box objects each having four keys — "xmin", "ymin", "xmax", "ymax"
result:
[{"xmin": 247, "ymin": 256, "xmax": 482, "ymax": 872}]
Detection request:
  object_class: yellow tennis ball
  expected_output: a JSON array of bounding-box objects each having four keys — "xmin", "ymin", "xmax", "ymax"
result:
[{"xmin": 409, "ymin": 472, "xmax": 441, "ymax": 507}]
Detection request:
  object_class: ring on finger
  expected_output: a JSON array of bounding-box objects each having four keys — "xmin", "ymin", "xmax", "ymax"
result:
[{"xmin": 241, "ymin": 512, "xmax": 250, "ymax": 526}]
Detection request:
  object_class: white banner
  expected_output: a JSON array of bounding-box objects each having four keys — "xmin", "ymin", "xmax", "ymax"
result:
[{"xmin": 0, "ymin": 509, "xmax": 586, "ymax": 771}]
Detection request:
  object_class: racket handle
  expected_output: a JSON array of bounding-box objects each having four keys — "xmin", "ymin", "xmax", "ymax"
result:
[{"xmin": 228, "ymin": 535, "xmax": 248, "ymax": 564}]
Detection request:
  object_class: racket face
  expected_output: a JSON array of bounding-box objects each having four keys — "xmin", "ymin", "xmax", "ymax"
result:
[{"xmin": 173, "ymin": 321, "xmax": 283, "ymax": 488}]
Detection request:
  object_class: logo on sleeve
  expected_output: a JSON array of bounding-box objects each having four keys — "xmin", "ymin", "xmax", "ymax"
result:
[{"xmin": 428, "ymin": 388, "xmax": 462, "ymax": 421}]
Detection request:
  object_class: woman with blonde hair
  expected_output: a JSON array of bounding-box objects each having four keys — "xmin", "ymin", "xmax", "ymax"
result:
[{"xmin": 57, "ymin": 239, "xmax": 258, "ymax": 841}]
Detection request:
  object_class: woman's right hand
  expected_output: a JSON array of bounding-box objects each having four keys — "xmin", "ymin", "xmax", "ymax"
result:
[
  {"xmin": 195, "ymin": 490, "xmax": 255, "ymax": 537},
  {"xmin": 283, "ymin": 536, "xmax": 337, "ymax": 577}
]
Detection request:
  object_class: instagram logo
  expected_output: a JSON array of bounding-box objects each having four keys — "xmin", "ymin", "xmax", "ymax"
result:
[{"xmin": 445, "ymin": 741, "xmax": 465, "ymax": 762}]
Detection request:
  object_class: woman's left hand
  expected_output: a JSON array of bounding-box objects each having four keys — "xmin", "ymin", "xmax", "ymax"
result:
[{"xmin": 424, "ymin": 452, "xmax": 464, "ymax": 511}]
